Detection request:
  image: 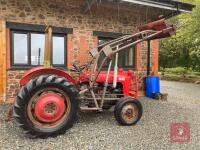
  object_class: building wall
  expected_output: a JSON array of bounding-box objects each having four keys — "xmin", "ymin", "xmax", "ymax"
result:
[{"xmin": 0, "ymin": 0, "xmax": 160, "ymax": 102}]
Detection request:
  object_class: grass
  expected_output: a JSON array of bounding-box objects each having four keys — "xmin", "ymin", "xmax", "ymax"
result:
[{"xmin": 159, "ymin": 72, "xmax": 200, "ymax": 84}]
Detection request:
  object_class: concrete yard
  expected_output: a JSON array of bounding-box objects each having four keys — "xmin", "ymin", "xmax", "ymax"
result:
[{"xmin": 0, "ymin": 80, "xmax": 200, "ymax": 150}]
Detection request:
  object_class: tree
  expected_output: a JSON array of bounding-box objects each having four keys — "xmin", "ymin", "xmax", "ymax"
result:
[{"xmin": 160, "ymin": 0, "xmax": 200, "ymax": 71}]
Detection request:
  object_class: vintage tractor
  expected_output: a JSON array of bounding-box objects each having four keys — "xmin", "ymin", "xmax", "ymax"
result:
[{"xmin": 13, "ymin": 19, "xmax": 175, "ymax": 138}]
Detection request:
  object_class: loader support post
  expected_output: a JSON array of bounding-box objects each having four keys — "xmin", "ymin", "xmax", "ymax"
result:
[
  {"xmin": 100, "ymin": 60, "xmax": 112, "ymax": 108},
  {"xmin": 113, "ymin": 53, "xmax": 118, "ymax": 88}
]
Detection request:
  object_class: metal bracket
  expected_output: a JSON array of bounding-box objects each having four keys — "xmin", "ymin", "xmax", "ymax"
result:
[{"xmin": 102, "ymin": 45, "xmax": 113, "ymax": 57}]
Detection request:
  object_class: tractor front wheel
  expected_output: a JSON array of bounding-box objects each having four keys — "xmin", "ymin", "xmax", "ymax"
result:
[
  {"xmin": 114, "ymin": 97, "xmax": 143, "ymax": 126},
  {"xmin": 13, "ymin": 75, "xmax": 79, "ymax": 138}
]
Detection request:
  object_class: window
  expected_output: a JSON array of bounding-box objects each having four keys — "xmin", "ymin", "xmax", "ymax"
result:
[
  {"xmin": 31, "ymin": 33, "xmax": 45, "ymax": 65},
  {"xmin": 13, "ymin": 33, "xmax": 28, "ymax": 65},
  {"xmin": 52, "ymin": 35, "xmax": 65, "ymax": 66},
  {"xmin": 98, "ymin": 37, "xmax": 135, "ymax": 69},
  {"xmin": 11, "ymin": 31, "xmax": 66, "ymax": 68}
]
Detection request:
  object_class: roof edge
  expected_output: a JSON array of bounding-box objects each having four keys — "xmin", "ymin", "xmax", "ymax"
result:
[{"xmin": 121, "ymin": 0, "xmax": 195, "ymax": 13}]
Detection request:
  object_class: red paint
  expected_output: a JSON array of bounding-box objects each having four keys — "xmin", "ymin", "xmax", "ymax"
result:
[
  {"xmin": 21, "ymin": 67, "xmax": 138, "ymax": 98},
  {"xmin": 79, "ymin": 69, "xmax": 138, "ymax": 97},
  {"xmin": 34, "ymin": 93, "xmax": 66, "ymax": 123},
  {"xmin": 139, "ymin": 19, "xmax": 167, "ymax": 31},
  {"xmin": 20, "ymin": 66, "xmax": 77, "ymax": 86},
  {"xmin": 139, "ymin": 19, "xmax": 175, "ymax": 40}
]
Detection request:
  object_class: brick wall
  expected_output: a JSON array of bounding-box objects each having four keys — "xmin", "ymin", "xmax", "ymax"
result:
[
  {"xmin": 6, "ymin": 70, "xmax": 25, "ymax": 102},
  {"xmin": 0, "ymin": 0, "xmax": 161, "ymax": 102}
]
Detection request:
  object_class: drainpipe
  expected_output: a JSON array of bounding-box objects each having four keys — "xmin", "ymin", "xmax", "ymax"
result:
[{"xmin": 147, "ymin": 40, "xmax": 151, "ymax": 76}]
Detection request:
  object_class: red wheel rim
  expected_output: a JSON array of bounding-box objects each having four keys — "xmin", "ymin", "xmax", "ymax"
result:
[
  {"xmin": 34, "ymin": 93, "xmax": 66, "ymax": 123},
  {"xmin": 27, "ymin": 87, "xmax": 71, "ymax": 129}
]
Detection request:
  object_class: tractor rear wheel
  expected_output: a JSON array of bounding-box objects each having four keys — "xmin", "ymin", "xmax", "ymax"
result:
[
  {"xmin": 13, "ymin": 75, "xmax": 79, "ymax": 138},
  {"xmin": 114, "ymin": 97, "xmax": 143, "ymax": 126}
]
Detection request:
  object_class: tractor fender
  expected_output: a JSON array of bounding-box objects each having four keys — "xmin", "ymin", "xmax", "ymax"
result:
[{"xmin": 20, "ymin": 66, "xmax": 77, "ymax": 86}]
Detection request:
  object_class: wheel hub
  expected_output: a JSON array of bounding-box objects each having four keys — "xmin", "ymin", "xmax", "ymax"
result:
[
  {"xmin": 122, "ymin": 104, "xmax": 138, "ymax": 124},
  {"xmin": 125, "ymin": 109, "xmax": 134, "ymax": 118},
  {"xmin": 34, "ymin": 93, "xmax": 66, "ymax": 123}
]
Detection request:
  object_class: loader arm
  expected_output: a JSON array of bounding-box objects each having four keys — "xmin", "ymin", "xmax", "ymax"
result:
[{"xmin": 88, "ymin": 19, "xmax": 175, "ymax": 87}]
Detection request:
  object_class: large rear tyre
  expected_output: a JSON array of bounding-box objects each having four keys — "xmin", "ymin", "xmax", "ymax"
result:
[
  {"xmin": 114, "ymin": 97, "xmax": 143, "ymax": 126},
  {"xmin": 13, "ymin": 75, "xmax": 79, "ymax": 138}
]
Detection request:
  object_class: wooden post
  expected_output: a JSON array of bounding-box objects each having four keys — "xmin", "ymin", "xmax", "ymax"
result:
[
  {"xmin": 147, "ymin": 40, "xmax": 151, "ymax": 76},
  {"xmin": 152, "ymin": 40, "xmax": 159, "ymax": 76},
  {"xmin": 44, "ymin": 26, "xmax": 53, "ymax": 67},
  {"xmin": 0, "ymin": 21, "xmax": 7, "ymax": 102}
]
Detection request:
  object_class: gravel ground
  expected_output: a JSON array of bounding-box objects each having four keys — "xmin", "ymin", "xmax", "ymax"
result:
[{"xmin": 0, "ymin": 80, "xmax": 200, "ymax": 150}]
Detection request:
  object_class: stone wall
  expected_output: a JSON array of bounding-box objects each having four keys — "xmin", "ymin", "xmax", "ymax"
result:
[
  {"xmin": 0, "ymin": 0, "xmax": 161, "ymax": 102},
  {"xmin": 7, "ymin": 70, "xmax": 25, "ymax": 103}
]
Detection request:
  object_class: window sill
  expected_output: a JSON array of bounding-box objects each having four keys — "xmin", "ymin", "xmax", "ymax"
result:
[{"xmin": 7, "ymin": 66, "xmax": 68, "ymax": 71}]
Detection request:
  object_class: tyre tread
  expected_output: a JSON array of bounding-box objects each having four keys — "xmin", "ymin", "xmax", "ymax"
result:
[{"xmin": 13, "ymin": 75, "xmax": 79, "ymax": 138}]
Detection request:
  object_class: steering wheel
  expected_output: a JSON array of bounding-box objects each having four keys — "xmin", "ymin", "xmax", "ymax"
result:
[{"xmin": 70, "ymin": 63, "xmax": 88, "ymax": 73}]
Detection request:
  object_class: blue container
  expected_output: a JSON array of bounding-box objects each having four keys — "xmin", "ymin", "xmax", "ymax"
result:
[{"xmin": 146, "ymin": 76, "xmax": 160, "ymax": 98}]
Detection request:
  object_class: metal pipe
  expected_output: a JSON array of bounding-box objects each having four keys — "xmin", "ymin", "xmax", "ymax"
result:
[
  {"xmin": 112, "ymin": 27, "xmax": 174, "ymax": 55},
  {"xmin": 80, "ymin": 107, "xmax": 102, "ymax": 111},
  {"xmin": 83, "ymin": 98, "xmax": 121, "ymax": 101},
  {"xmin": 100, "ymin": 60, "xmax": 112, "ymax": 108},
  {"xmin": 90, "ymin": 90, "xmax": 100, "ymax": 109},
  {"xmin": 38, "ymin": 48, "xmax": 41, "ymax": 65},
  {"xmin": 97, "ymin": 30, "xmax": 155, "ymax": 51},
  {"xmin": 113, "ymin": 52, "xmax": 118, "ymax": 88}
]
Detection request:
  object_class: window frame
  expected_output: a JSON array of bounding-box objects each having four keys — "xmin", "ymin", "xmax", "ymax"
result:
[
  {"xmin": 11, "ymin": 31, "xmax": 30, "ymax": 67},
  {"xmin": 10, "ymin": 30, "xmax": 67, "ymax": 69},
  {"xmin": 8, "ymin": 22, "xmax": 73, "ymax": 70},
  {"xmin": 98, "ymin": 36, "xmax": 136, "ymax": 69}
]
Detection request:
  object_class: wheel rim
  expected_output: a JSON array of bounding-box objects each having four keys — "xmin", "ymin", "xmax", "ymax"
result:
[
  {"xmin": 34, "ymin": 93, "xmax": 66, "ymax": 123},
  {"xmin": 121, "ymin": 103, "xmax": 139, "ymax": 124},
  {"xmin": 27, "ymin": 87, "xmax": 71, "ymax": 128}
]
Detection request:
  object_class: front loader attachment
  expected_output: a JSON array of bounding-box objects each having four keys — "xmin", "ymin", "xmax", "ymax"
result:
[{"xmin": 88, "ymin": 18, "xmax": 176, "ymax": 85}]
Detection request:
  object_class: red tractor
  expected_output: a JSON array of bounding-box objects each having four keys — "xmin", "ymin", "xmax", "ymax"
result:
[{"xmin": 13, "ymin": 19, "xmax": 175, "ymax": 138}]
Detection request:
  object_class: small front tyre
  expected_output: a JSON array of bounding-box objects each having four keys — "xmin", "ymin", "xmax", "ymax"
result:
[{"xmin": 114, "ymin": 97, "xmax": 143, "ymax": 126}]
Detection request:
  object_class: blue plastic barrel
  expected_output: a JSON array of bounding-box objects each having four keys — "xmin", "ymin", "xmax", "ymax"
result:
[{"xmin": 146, "ymin": 76, "xmax": 160, "ymax": 98}]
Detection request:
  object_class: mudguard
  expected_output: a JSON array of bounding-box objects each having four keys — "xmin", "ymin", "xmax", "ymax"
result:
[{"xmin": 20, "ymin": 66, "xmax": 77, "ymax": 86}]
